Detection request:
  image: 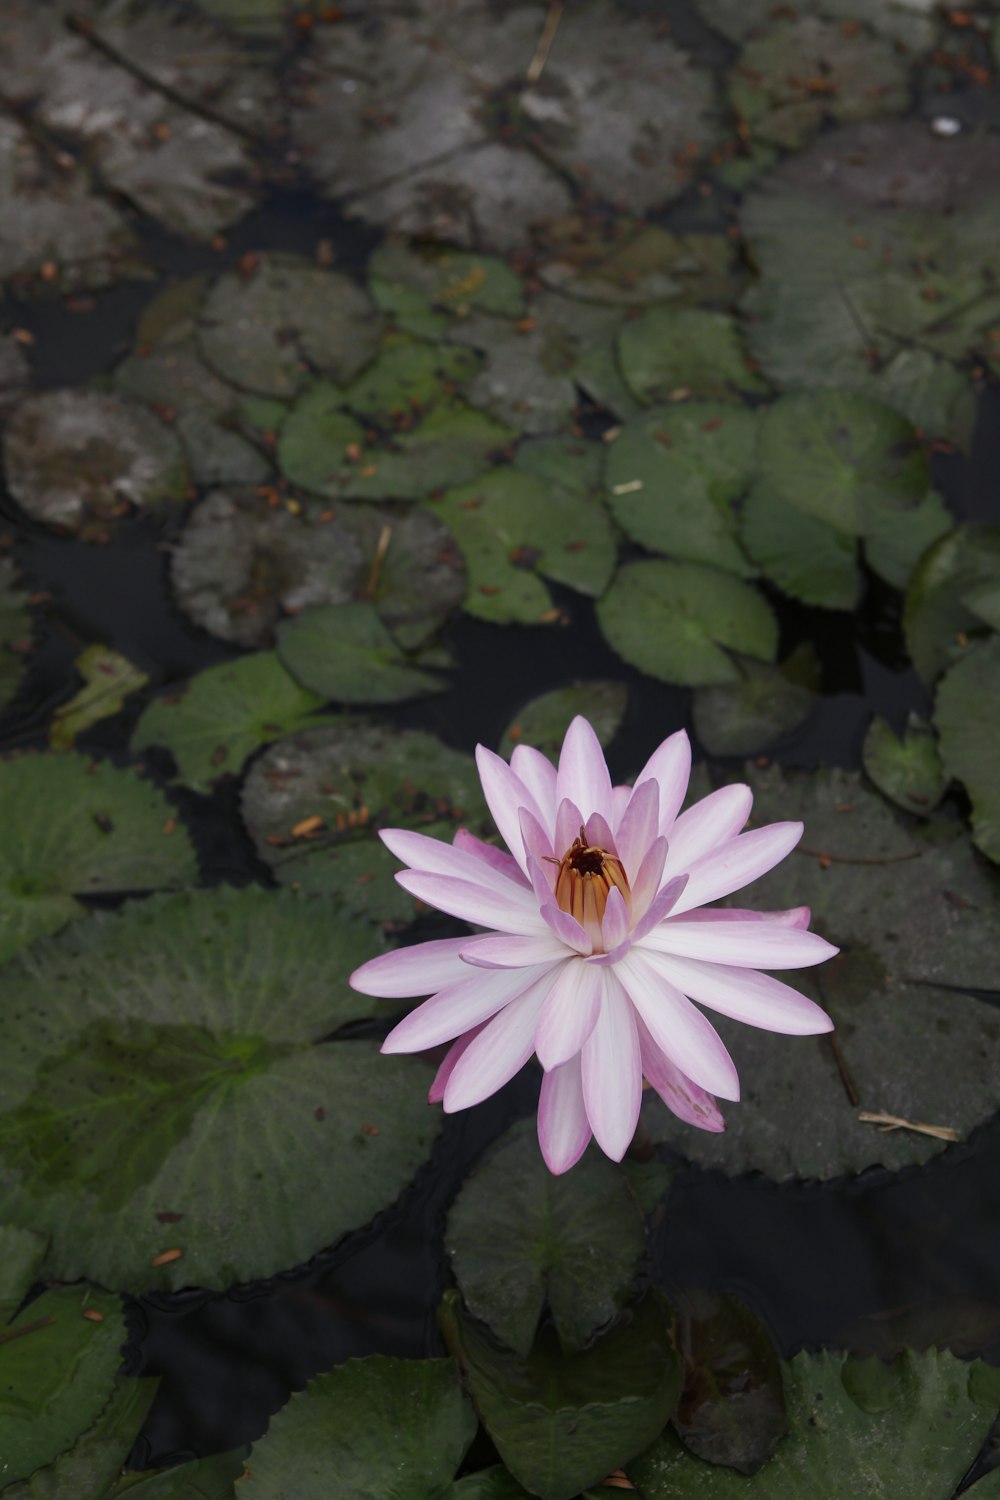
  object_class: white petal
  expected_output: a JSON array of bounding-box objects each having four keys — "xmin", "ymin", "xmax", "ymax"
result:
[
  {"xmin": 676, "ymin": 905, "xmax": 811, "ymax": 929},
  {"xmin": 642, "ymin": 919, "xmax": 838, "ymax": 969},
  {"xmin": 382, "ymin": 827, "xmax": 532, "ymax": 895},
  {"xmin": 630, "ymin": 834, "xmax": 668, "ymax": 918},
  {"xmin": 615, "ymin": 950, "xmax": 740, "ymax": 1100},
  {"xmin": 601, "ymin": 886, "xmax": 630, "ymax": 950},
  {"xmin": 634, "ymin": 1012, "xmax": 724, "ymax": 1133},
  {"xmin": 382, "ymin": 964, "xmax": 551, "ymax": 1053},
  {"xmin": 461, "ymin": 934, "xmax": 571, "ymax": 968},
  {"xmin": 428, "ymin": 1025, "xmax": 485, "ymax": 1103},
  {"xmin": 614, "ymin": 777, "xmax": 659, "ymax": 883},
  {"xmin": 510, "ymin": 743, "xmax": 559, "ymax": 835},
  {"xmin": 537, "ymin": 1055, "xmax": 591, "ymax": 1174},
  {"xmin": 540, "ymin": 901, "xmax": 593, "ymax": 956},
  {"xmin": 634, "ymin": 729, "xmax": 691, "ymax": 835},
  {"xmin": 519, "ymin": 807, "xmax": 556, "ymax": 877},
  {"xmin": 670, "ymin": 822, "xmax": 804, "ymax": 915},
  {"xmin": 453, "ymin": 828, "xmax": 528, "ymax": 885},
  {"xmin": 640, "ymin": 950, "xmax": 834, "ymax": 1035},
  {"xmin": 555, "ymin": 796, "xmax": 586, "ymax": 857},
  {"xmin": 557, "ymin": 716, "xmax": 613, "ymax": 826},
  {"xmin": 662, "ymin": 784, "xmax": 753, "ymax": 877},
  {"xmin": 443, "ymin": 975, "xmax": 553, "ymax": 1111},
  {"xmin": 585, "ymin": 810, "xmax": 618, "ymax": 855},
  {"xmin": 581, "ymin": 971, "xmax": 643, "ymax": 1160},
  {"xmin": 351, "ymin": 937, "xmax": 470, "ymax": 999},
  {"xmin": 396, "ymin": 871, "xmax": 547, "ymax": 934},
  {"xmin": 611, "ymin": 785, "xmax": 632, "ymax": 828},
  {"xmin": 475, "ymin": 745, "xmax": 547, "ymax": 873},
  {"xmin": 629, "ymin": 875, "xmax": 687, "ymax": 943},
  {"xmin": 534, "ymin": 957, "xmax": 602, "ymax": 1070}
]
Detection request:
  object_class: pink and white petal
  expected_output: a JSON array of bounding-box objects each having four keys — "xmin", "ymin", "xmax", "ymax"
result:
[
  {"xmin": 635, "ymin": 1012, "xmax": 724, "ymax": 1133},
  {"xmin": 351, "ymin": 937, "xmax": 471, "ymax": 999},
  {"xmin": 382, "ymin": 827, "xmax": 531, "ymax": 895},
  {"xmin": 601, "ymin": 886, "xmax": 630, "ymax": 951},
  {"xmin": 395, "ymin": 871, "xmax": 547, "ymax": 934},
  {"xmin": 615, "ymin": 950, "xmax": 740, "ymax": 1100},
  {"xmin": 630, "ymin": 835, "xmax": 669, "ymax": 919},
  {"xmin": 475, "ymin": 745, "xmax": 548, "ymax": 873},
  {"xmin": 669, "ymin": 822, "xmax": 804, "ymax": 915},
  {"xmin": 540, "ymin": 901, "xmax": 593, "ymax": 956},
  {"xmin": 612, "ymin": 784, "xmax": 632, "ymax": 828},
  {"xmin": 629, "ymin": 875, "xmax": 688, "ymax": 944},
  {"xmin": 428, "ymin": 1024, "xmax": 486, "ymax": 1103},
  {"xmin": 643, "ymin": 951, "xmax": 833, "ymax": 1034},
  {"xmin": 662, "ymin": 785, "xmax": 753, "ymax": 878},
  {"xmin": 675, "ymin": 904, "xmax": 811, "ymax": 929},
  {"xmin": 614, "ymin": 778, "xmax": 659, "ymax": 883},
  {"xmin": 581, "ymin": 972, "xmax": 643, "ymax": 1161},
  {"xmin": 453, "ymin": 828, "xmax": 529, "ymax": 886},
  {"xmin": 557, "ymin": 716, "xmax": 614, "ymax": 826},
  {"xmin": 382, "ymin": 963, "xmax": 551, "ymax": 1054},
  {"xmin": 555, "ymin": 796, "xmax": 586, "ymax": 857},
  {"xmin": 643, "ymin": 919, "xmax": 838, "ymax": 969},
  {"xmin": 519, "ymin": 807, "xmax": 557, "ymax": 880},
  {"xmin": 584, "ymin": 811, "xmax": 618, "ymax": 855},
  {"xmin": 634, "ymin": 729, "xmax": 691, "ymax": 835},
  {"xmin": 443, "ymin": 973, "xmax": 554, "ymax": 1111},
  {"xmin": 511, "ymin": 743, "xmax": 559, "ymax": 835},
  {"xmin": 534, "ymin": 956, "xmax": 602, "ymax": 1070},
  {"xmin": 461, "ymin": 934, "xmax": 571, "ymax": 968},
  {"xmin": 537, "ymin": 1055, "xmax": 592, "ymax": 1175}
]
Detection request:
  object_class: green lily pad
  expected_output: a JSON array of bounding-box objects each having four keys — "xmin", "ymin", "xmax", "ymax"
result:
[
  {"xmin": 170, "ymin": 487, "xmax": 364, "ymax": 649},
  {"xmin": 512, "ymin": 435, "xmax": 605, "ymax": 495},
  {"xmin": 862, "ymin": 489, "xmax": 952, "ymax": 593},
  {"xmin": 433, "ymin": 468, "xmax": 616, "ymax": 625},
  {"xmin": 538, "ymin": 222, "xmax": 737, "ymax": 308},
  {"xmin": 0, "ymin": 886, "xmax": 441, "ymax": 1291},
  {"xmin": 644, "ymin": 766, "xmax": 1000, "ymax": 1179},
  {"xmin": 605, "ymin": 404, "xmax": 758, "ymax": 574},
  {"xmin": 338, "ymin": 335, "xmax": 481, "ymax": 425},
  {"xmin": 0, "ymin": 753, "xmax": 197, "ymax": 966},
  {"xmin": 728, "ymin": 16, "xmax": 910, "ymax": 151},
  {"xmin": 597, "ymin": 560, "xmax": 778, "ymax": 687},
  {"xmin": 0, "ymin": 557, "xmax": 31, "ymax": 717},
  {"xmin": 695, "ymin": 0, "xmax": 938, "ymax": 49},
  {"xmin": 3, "ymin": 1378, "xmax": 158, "ymax": 1500},
  {"xmin": 191, "ymin": 0, "xmax": 289, "ymax": 36},
  {"xmin": 198, "ymin": 254, "xmax": 382, "ymax": 399},
  {"xmin": 903, "ymin": 525, "xmax": 1000, "ymax": 685},
  {"xmin": 445, "ymin": 1122, "xmax": 647, "ymax": 1358},
  {"xmin": 499, "ymin": 682, "xmax": 627, "ymax": 760},
  {"xmin": 756, "ymin": 389, "xmax": 929, "ymax": 537},
  {"xmin": 935, "ymin": 637, "xmax": 1000, "ymax": 864},
  {"xmin": 131, "ymin": 652, "xmax": 334, "ymax": 794},
  {"xmin": 277, "ymin": 601, "xmax": 446, "ymax": 704},
  {"xmin": 335, "ymin": 503, "xmax": 467, "ymax": 650},
  {"xmin": 369, "ymin": 243, "xmax": 525, "ymax": 337},
  {"xmin": 3, "ymin": 392, "xmax": 187, "ymax": 539},
  {"xmin": 103, "ymin": 1449, "xmax": 247, "ymax": 1499},
  {"xmin": 440, "ymin": 1290, "xmax": 682, "ymax": 1500},
  {"xmin": 618, "ymin": 309, "xmax": 768, "ymax": 407},
  {"xmin": 629, "ymin": 1349, "xmax": 1000, "ymax": 1498},
  {"xmin": 862, "ymin": 713, "xmax": 945, "ymax": 817},
  {"xmin": 50, "ymin": 647, "xmax": 149, "ymax": 752},
  {"xmin": 739, "ymin": 482, "xmax": 861, "ymax": 609},
  {"xmin": 241, "ymin": 722, "xmax": 489, "ymax": 918},
  {"xmin": 692, "ymin": 656, "xmax": 815, "ymax": 756},
  {"xmin": 0, "ymin": 1222, "xmax": 46, "ymax": 1302}
]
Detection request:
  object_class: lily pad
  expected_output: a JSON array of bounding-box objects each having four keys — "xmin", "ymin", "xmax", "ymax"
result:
[
  {"xmin": 50, "ymin": 647, "xmax": 149, "ymax": 752},
  {"xmin": 338, "ymin": 335, "xmax": 481, "ymax": 424},
  {"xmin": 131, "ymin": 652, "xmax": 334, "ymax": 794},
  {"xmin": 597, "ymin": 560, "xmax": 778, "ymax": 687},
  {"xmin": 276, "ymin": 601, "xmax": 446, "ymax": 704},
  {"xmin": 605, "ymin": 404, "xmax": 758, "ymax": 574},
  {"xmin": 1, "ymin": 1378, "xmax": 157, "ymax": 1500},
  {"xmin": 903, "ymin": 525, "xmax": 1000, "ymax": 686},
  {"xmin": 538, "ymin": 222, "xmax": 736, "ymax": 308},
  {"xmin": 644, "ymin": 766, "xmax": 1000, "ymax": 1179},
  {"xmin": 513, "ymin": 435, "xmax": 604, "ymax": 495},
  {"xmin": 338, "ymin": 503, "xmax": 467, "ymax": 650},
  {"xmin": 170, "ymin": 487, "xmax": 364, "ymax": 649},
  {"xmin": 433, "ymin": 468, "xmax": 617, "ymax": 624},
  {"xmin": 728, "ymin": 16, "xmax": 910, "ymax": 150},
  {"xmin": 499, "ymin": 682, "xmax": 627, "ymax": 760},
  {"xmin": 198, "ymin": 255, "xmax": 382, "ymax": 399},
  {"xmin": 618, "ymin": 308, "xmax": 768, "ymax": 407},
  {"xmin": 241, "ymin": 722, "xmax": 488, "ymax": 918},
  {"xmin": 0, "ymin": 753, "xmax": 197, "ymax": 966},
  {"xmin": 756, "ymin": 389, "xmax": 929, "ymax": 537},
  {"xmin": 3, "ymin": 391, "xmax": 187, "ymax": 539},
  {"xmin": 0, "ymin": 334, "xmax": 31, "ymax": 415},
  {"xmin": 864, "ymin": 487, "xmax": 955, "ymax": 599},
  {"xmin": 935, "ymin": 637, "xmax": 1000, "ymax": 864},
  {"xmin": 0, "ymin": 557, "xmax": 30, "ymax": 717},
  {"xmin": 0, "ymin": 887, "xmax": 441, "ymax": 1291},
  {"xmin": 445, "ymin": 1122, "xmax": 647, "ymax": 1358},
  {"xmin": 630, "ymin": 1349, "xmax": 1000, "ymax": 1498},
  {"xmin": 739, "ymin": 482, "xmax": 861, "ymax": 609},
  {"xmin": 370, "ymin": 243, "xmax": 525, "ymax": 337},
  {"xmin": 695, "ymin": 0, "xmax": 938, "ymax": 49},
  {"xmin": 103, "ymin": 1450, "xmax": 247, "ymax": 1499},
  {"xmin": 440, "ymin": 1289, "xmax": 682, "ymax": 1500},
  {"xmin": 692, "ymin": 656, "xmax": 815, "ymax": 756},
  {"xmin": 862, "ymin": 713, "xmax": 945, "ymax": 817}
]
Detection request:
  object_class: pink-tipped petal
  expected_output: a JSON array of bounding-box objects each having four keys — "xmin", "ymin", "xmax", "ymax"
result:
[
  {"xmin": 475, "ymin": 745, "xmax": 547, "ymax": 873},
  {"xmin": 670, "ymin": 822, "xmax": 804, "ymax": 915},
  {"xmin": 443, "ymin": 974, "xmax": 554, "ymax": 1111},
  {"xmin": 616, "ymin": 950, "xmax": 740, "ymax": 1101},
  {"xmin": 601, "ymin": 885, "xmax": 630, "ymax": 951},
  {"xmin": 557, "ymin": 716, "xmax": 614, "ymax": 826},
  {"xmin": 676, "ymin": 905, "xmax": 811, "ymax": 929},
  {"xmin": 614, "ymin": 778, "xmax": 659, "ymax": 883},
  {"xmin": 634, "ymin": 1012, "xmax": 725, "ymax": 1133},
  {"xmin": 584, "ymin": 810, "xmax": 618, "ymax": 855},
  {"xmin": 381, "ymin": 827, "xmax": 530, "ymax": 895},
  {"xmin": 634, "ymin": 729, "xmax": 691, "ymax": 835},
  {"xmin": 581, "ymin": 972, "xmax": 643, "ymax": 1160},
  {"xmin": 351, "ymin": 937, "xmax": 471, "ymax": 999},
  {"xmin": 662, "ymin": 784, "xmax": 753, "ymax": 877},
  {"xmin": 453, "ymin": 828, "xmax": 529, "ymax": 886},
  {"xmin": 461, "ymin": 934, "xmax": 571, "ymax": 968},
  {"xmin": 612, "ymin": 784, "xmax": 632, "ymax": 827},
  {"xmin": 381, "ymin": 964, "xmax": 549, "ymax": 1053},
  {"xmin": 629, "ymin": 875, "xmax": 688, "ymax": 944},
  {"xmin": 510, "ymin": 743, "xmax": 559, "ymax": 834},
  {"xmin": 395, "ymin": 871, "xmax": 546, "ymax": 934},
  {"xmin": 534, "ymin": 956, "xmax": 602, "ymax": 1070},
  {"xmin": 555, "ymin": 796, "xmax": 586, "ymax": 857},
  {"xmin": 642, "ymin": 951, "xmax": 834, "ymax": 1035},
  {"xmin": 540, "ymin": 901, "xmax": 593, "ymax": 955},
  {"xmin": 519, "ymin": 807, "xmax": 557, "ymax": 880},
  {"xmin": 643, "ymin": 919, "xmax": 838, "ymax": 969},
  {"xmin": 428, "ymin": 1025, "xmax": 486, "ymax": 1103},
  {"xmin": 537, "ymin": 1055, "xmax": 591, "ymax": 1174},
  {"xmin": 630, "ymin": 834, "xmax": 669, "ymax": 919}
]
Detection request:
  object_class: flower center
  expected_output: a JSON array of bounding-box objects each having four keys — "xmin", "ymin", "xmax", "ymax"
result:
[{"xmin": 552, "ymin": 828, "xmax": 630, "ymax": 937}]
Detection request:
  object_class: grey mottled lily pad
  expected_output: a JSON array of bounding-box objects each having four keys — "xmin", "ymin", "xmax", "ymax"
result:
[
  {"xmin": 3, "ymin": 391, "xmax": 187, "ymax": 538},
  {"xmin": 695, "ymin": 0, "xmax": 938, "ymax": 49},
  {"xmin": 935, "ymin": 637, "xmax": 1000, "ymax": 864},
  {"xmin": 198, "ymin": 254, "xmax": 382, "ymax": 399},
  {"xmin": 692, "ymin": 656, "xmax": 815, "ymax": 756},
  {"xmin": 862, "ymin": 713, "xmax": 945, "ymax": 817},
  {"xmin": 0, "ymin": 334, "xmax": 31, "ymax": 416},
  {"xmin": 0, "ymin": 557, "xmax": 31, "ymax": 717},
  {"xmin": 903, "ymin": 525, "xmax": 1000, "ymax": 686},
  {"xmin": 277, "ymin": 601, "xmax": 446, "ymax": 705},
  {"xmin": 499, "ymin": 682, "xmax": 626, "ymax": 760},
  {"xmin": 618, "ymin": 308, "xmax": 768, "ymax": 407},
  {"xmin": 0, "ymin": 887, "xmax": 441, "ymax": 1292},
  {"xmin": 338, "ymin": 504, "xmax": 467, "ymax": 650},
  {"xmin": 537, "ymin": 221, "xmax": 736, "ymax": 308}
]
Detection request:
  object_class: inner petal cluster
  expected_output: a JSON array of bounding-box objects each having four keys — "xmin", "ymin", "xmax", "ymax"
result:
[{"xmin": 551, "ymin": 828, "xmax": 630, "ymax": 950}]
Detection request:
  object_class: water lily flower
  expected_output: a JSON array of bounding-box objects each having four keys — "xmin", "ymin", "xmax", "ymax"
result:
[{"xmin": 350, "ymin": 718, "xmax": 836, "ymax": 1173}]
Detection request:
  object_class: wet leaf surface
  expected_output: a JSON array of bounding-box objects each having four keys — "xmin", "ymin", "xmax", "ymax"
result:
[
  {"xmin": 102, "ymin": 1448, "xmax": 247, "ymax": 1499},
  {"xmin": 692, "ymin": 656, "xmax": 815, "ymax": 757},
  {"xmin": 618, "ymin": 309, "xmax": 768, "ymax": 407},
  {"xmin": 276, "ymin": 600, "xmax": 447, "ymax": 704},
  {"xmin": 903, "ymin": 525, "xmax": 1000, "ymax": 686},
  {"xmin": 860, "ymin": 488, "xmax": 951, "ymax": 593},
  {"xmin": 739, "ymin": 482, "xmax": 860, "ymax": 609},
  {"xmin": 0, "ymin": 888, "xmax": 441, "ymax": 1291},
  {"xmin": 1, "ymin": 1378, "xmax": 157, "ymax": 1500},
  {"xmin": 934, "ymin": 637, "xmax": 1000, "ymax": 864},
  {"xmin": 862, "ymin": 713, "xmax": 945, "ymax": 818},
  {"xmin": 499, "ymin": 681, "xmax": 626, "ymax": 760}
]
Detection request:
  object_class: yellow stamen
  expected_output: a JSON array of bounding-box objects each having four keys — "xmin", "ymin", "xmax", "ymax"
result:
[{"xmin": 551, "ymin": 828, "xmax": 631, "ymax": 939}]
